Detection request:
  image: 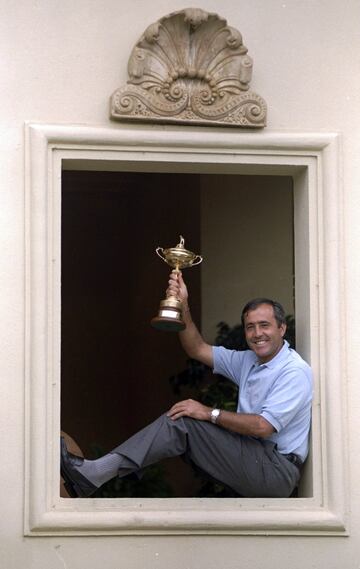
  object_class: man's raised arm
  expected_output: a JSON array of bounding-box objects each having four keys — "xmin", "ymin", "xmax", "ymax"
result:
[{"xmin": 167, "ymin": 272, "xmax": 213, "ymax": 368}]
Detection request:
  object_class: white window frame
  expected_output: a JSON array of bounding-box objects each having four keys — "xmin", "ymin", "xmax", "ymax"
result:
[{"xmin": 24, "ymin": 123, "xmax": 347, "ymax": 536}]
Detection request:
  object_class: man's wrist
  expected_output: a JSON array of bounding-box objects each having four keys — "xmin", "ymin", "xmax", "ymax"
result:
[
  {"xmin": 182, "ymin": 302, "xmax": 190, "ymax": 313},
  {"xmin": 181, "ymin": 303, "xmax": 192, "ymax": 324},
  {"xmin": 210, "ymin": 408, "xmax": 221, "ymax": 424}
]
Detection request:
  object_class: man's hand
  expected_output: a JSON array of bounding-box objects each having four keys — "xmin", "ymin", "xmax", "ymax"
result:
[
  {"xmin": 167, "ymin": 399, "xmax": 211, "ymax": 421},
  {"xmin": 167, "ymin": 271, "xmax": 188, "ymax": 304}
]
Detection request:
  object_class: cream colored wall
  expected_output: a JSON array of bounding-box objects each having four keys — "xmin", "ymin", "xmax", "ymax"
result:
[
  {"xmin": 200, "ymin": 175, "xmax": 294, "ymax": 341},
  {"xmin": 1, "ymin": 0, "xmax": 360, "ymax": 567}
]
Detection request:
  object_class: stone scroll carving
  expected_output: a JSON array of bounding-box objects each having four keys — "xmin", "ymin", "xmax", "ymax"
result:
[{"xmin": 110, "ymin": 8, "xmax": 267, "ymax": 127}]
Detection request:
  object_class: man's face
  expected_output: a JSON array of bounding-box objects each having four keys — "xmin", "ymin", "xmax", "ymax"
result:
[{"xmin": 243, "ymin": 303, "xmax": 286, "ymax": 363}]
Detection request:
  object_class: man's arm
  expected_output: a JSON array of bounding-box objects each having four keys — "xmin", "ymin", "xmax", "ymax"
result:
[
  {"xmin": 167, "ymin": 272, "xmax": 213, "ymax": 367},
  {"xmin": 215, "ymin": 409, "xmax": 275, "ymax": 437},
  {"xmin": 166, "ymin": 273, "xmax": 275, "ymax": 438},
  {"xmin": 167, "ymin": 399, "xmax": 275, "ymax": 438}
]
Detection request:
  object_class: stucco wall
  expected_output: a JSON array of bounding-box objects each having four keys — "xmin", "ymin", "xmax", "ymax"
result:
[{"xmin": 1, "ymin": 0, "xmax": 359, "ymax": 567}]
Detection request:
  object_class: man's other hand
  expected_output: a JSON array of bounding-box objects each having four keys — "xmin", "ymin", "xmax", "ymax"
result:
[{"xmin": 167, "ymin": 399, "xmax": 211, "ymax": 421}]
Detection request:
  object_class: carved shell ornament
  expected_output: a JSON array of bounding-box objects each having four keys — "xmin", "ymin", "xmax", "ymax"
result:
[{"xmin": 110, "ymin": 8, "xmax": 267, "ymax": 127}]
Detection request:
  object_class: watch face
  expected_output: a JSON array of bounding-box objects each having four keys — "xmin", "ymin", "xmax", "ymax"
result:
[{"xmin": 211, "ymin": 409, "xmax": 220, "ymax": 422}]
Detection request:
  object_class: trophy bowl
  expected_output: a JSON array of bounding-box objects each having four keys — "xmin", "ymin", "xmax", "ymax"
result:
[{"xmin": 151, "ymin": 236, "xmax": 203, "ymax": 332}]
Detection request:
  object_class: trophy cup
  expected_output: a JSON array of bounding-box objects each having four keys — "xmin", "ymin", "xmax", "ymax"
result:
[{"xmin": 151, "ymin": 236, "xmax": 203, "ymax": 332}]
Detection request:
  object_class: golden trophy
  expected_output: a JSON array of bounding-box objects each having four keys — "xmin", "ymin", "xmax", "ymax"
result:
[{"xmin": 151, "ymin": 236, "xmax": 203, "ymax": 332}]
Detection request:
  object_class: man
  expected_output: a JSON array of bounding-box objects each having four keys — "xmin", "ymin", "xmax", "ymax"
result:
[{"xmin": 61, "ymin": 272, "xmax": 313, "ymax": 498}]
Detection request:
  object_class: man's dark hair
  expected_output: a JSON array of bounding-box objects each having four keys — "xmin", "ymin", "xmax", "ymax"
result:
[{"xmin": 241, "ymin": 298, "xmax": 286, "ymax": 328}]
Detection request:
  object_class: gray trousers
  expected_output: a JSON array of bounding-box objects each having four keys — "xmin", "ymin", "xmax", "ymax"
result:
[{"xmin": 110, "ymin": 414, "xmax": 300, "ymax": 497}]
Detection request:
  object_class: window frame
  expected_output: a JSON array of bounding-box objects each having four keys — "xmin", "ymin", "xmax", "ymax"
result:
[{"xmin": 24, "ymin": 123, "xmax": 347, "ymax": 536}]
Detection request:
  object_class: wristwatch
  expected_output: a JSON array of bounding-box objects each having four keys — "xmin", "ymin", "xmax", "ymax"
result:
[{"xmin": 210, "ymin": 408, "xmax": 221, "ymax": 424}]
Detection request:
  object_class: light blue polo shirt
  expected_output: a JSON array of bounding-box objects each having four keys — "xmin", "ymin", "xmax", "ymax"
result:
[{"xmin": 212, "ymin": 341, "xmax": 313, "ymax": 461}]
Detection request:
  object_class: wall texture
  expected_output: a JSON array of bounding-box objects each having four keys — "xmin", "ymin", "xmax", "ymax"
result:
[
  {"xmin": 201, "ymin": 175, "xmax": 294, "ymax": 340},
  {"xmin": 1, "ymin": 0, "xmax": 359, "ymax": 567}
]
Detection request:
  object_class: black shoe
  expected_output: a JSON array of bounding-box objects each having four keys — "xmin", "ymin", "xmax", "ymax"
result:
[{"xmin": 60, "ymin": 437, "xmax": 98, "ymax": 498}]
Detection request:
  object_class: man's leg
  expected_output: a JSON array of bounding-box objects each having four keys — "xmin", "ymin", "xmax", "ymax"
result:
[
  {"xmin": 109, "ymin": 414, "xmax": 300, "ymax": 497},
  {"xmin": 61, "ymin": 413, "xmax": 300, "ymax": 497}
]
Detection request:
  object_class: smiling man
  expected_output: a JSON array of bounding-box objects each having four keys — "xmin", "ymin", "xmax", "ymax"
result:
[
  {"xmin": 61, "ymin": 273, "xmax": 313, "ymax": 499},
  {"xmin": 243, "ymin": 301, "xmax": 286, "ymax": 363}
]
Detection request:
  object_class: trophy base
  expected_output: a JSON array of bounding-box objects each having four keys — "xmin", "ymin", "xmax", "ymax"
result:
[
  {"xmin": 151, "ymin": 316, "xmax": 186, "ymax": 332},
  {"xmin": 151, "ymin": 297, "xmax": 185, "ymax": 332}
]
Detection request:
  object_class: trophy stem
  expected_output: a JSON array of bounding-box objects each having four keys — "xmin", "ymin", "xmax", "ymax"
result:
[{"xmin": 151, "ymin": 267, "xmax": 185, "ymax": 332}]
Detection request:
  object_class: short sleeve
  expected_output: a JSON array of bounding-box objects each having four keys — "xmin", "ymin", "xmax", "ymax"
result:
[
  {"xmin": 212, "ymin": 345, "xmax": 248, "ymax": 386},
  {"xmin": 260, "ymin": 367, "xmax": 312, "ymax": 432}
]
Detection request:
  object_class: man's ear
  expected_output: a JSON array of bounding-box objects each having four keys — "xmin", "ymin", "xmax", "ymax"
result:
[{"xmin": 280, "ymin": 323, "xmax": 287, "ymax": 337}]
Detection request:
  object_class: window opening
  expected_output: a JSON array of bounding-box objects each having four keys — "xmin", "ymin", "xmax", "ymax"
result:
[{"xmin": 61, "ymin": 170, "xmax": 296, "ymax": 498}]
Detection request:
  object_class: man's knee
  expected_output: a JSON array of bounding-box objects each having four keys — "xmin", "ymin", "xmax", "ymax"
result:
[{"xmin": 159, "ymin": 414, "xmax": 203, "ymax": 437}]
